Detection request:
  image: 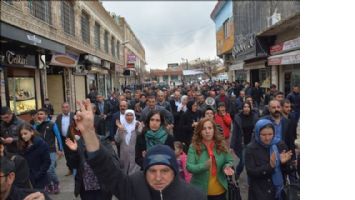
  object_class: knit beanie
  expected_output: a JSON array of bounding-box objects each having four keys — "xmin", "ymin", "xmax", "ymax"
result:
[{"xmin": 143, "ymin": 144, "xmax": 179, "ymax": 175}]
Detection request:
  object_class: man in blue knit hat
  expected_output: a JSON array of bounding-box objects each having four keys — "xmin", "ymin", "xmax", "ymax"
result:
[{"xmin": 74, "ymin": 99, "xmax": 206, "ymax": 200}]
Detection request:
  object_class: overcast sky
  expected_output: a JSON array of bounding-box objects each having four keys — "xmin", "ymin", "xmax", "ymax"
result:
[{"xmin": 102, "ymin": 1, "xmax": 218, "ymax": 70}]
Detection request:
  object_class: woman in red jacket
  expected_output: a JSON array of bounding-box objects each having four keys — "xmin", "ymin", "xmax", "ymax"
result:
[{"xmin": 214, "ymin": 103, "xmax": 232, "ymax": 146}]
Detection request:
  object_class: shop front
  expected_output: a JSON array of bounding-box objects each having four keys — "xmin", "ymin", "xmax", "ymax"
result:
[
  {"xmin": 233, "ymin": 32, "xmax": 273, "ymax": 88},
  {"xmin": 257, "ymin": 13, "xmax": 300, "ymax": 94},
  {"xmin": 0, "ymin": 49, "xmax": 38, "ymax": 115},
  {"xmin": 46, "ymin": 52, "xmax": 79, "ymax": 114},
  {"xmin": 1, "ymin": 22, "xmax": 65, "ymax": 118}
]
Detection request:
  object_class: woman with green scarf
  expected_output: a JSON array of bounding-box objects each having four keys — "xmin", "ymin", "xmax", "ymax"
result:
[{"xmin": 135, "ymin": 110, "xmax": 175, "ymax": 169}]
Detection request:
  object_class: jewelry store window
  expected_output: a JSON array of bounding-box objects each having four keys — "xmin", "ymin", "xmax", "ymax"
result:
[{"xmin": 8, "ymin": 77, "xmax": 36, "ymax": 114}]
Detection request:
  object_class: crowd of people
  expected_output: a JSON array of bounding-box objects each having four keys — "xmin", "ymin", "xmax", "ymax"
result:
[{"xmin": 0, "ymin": 80, "xmax": 300, "ymax": 200}]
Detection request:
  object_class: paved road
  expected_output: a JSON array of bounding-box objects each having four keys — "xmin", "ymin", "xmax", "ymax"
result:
[{"xmin": 49, "ymin": 152, "xmax": 248, "ymax": 200}]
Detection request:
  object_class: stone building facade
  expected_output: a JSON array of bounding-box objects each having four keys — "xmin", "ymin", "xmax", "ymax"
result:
[{"xmin": 0, "ymin": 0, "xmax": 146, "ymax": 116}]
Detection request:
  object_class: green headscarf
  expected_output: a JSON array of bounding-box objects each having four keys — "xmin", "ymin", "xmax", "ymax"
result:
[{"xmin": 145, "ymin": 127, "xmax": 168, "ymax": 149}]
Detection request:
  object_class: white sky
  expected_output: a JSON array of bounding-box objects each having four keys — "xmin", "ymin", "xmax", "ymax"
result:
[{"xmin": 102, "ymin": 1, "xmax": 218, "ymax": 70}]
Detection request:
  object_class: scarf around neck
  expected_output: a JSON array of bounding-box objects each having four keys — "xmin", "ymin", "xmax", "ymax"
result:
[
  {"xmin": 203, "ymin": 141, "xmax": 217, "ymax": 176},
  {"xmin": 145, "ymin": 127, "xmax": 168, "ymax": 149}
]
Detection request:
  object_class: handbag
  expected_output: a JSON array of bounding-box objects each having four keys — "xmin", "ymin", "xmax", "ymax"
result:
[
  {"xmin": 281, "ymin": 175, "xmax": 300, "ymax": 200},
  {"xmin": 227, "ymin": 175, "xmax": 242, "ymax": 200}
]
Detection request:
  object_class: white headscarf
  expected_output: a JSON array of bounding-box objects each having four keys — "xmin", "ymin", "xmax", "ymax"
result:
[
  {"xmin": 177, "ymin": 95, "xmax": 188, "ymax": 112},
  {"xmin": 121, "ymin": 109, "xmax": 136, "ymax": 145}
]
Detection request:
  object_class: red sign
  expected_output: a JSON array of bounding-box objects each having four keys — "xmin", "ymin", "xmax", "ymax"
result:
[{"xmin": 270, "ymin": 37, "xmax": 300, "ymax": 55}]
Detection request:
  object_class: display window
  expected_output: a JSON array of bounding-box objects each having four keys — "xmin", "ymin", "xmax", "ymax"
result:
[{"xmin": 8, "ymin": 77, "xmax": 36, "ymax": 114}]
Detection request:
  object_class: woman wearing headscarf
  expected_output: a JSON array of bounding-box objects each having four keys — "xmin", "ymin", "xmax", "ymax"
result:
[
  {"xmin": 177, "ymin": 100, "xmax": 202, "ymax": 150},
  {"xmin": 114, "ymin": 109, "xmax": 142, "ymax": 175},
  {"xmin": 135, "ymin": 110, "xmax": 175, "ymax": 169},
  {"xmin": 245, "ymin": 119, "xmax": 294, "ymax": 200}
]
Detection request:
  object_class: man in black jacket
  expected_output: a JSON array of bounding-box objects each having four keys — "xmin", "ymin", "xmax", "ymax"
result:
[
  {"xmin": 0, "ymin": 141, "xmax": 31, "ymax": 189},
  {"xmin": 0, "ymin": 107, "xmax": 24, "ymax": 153},
  {"xmin": 0, "ymin": 156, "xmax": 51, "ymax": 200},
  {"xmin": 73, "ymin": 99, "xmax": 206, "ymax": 200}
]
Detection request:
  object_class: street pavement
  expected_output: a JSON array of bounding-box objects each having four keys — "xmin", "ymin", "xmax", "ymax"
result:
[{"xmin": 49, "ymin": 151, "xmax": 249, "ymax": 200}]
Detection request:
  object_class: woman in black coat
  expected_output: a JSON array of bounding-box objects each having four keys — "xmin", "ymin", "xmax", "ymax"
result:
[
  {"xmin": 135, "ymin": 110, "xmax": 174, "ymax": 169},
  {"xmin": 230, "ymin": 102, "xmax": 259, "ymax": 179},
  {"xmin": 17, "ymin": 123, "xmax": 51, "ymax": 190},
  {"xmin": 177, "ymin": 101, "xmax": 202, "ymax": 149},
  {"xmin": 245, "ymin": 119, "xmax": 295, "ymax": 200}
]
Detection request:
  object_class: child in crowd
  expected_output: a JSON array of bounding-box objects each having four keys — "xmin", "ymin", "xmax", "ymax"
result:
[{"xmin": 174, "ymin": 141, "xmax": 191, "ymax": 183}]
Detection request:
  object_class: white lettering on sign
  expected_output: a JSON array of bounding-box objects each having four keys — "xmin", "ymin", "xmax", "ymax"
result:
[
  {"xmin": 27, "ymin": 34, "xmax": 42, "ymax": 45},
  {"xmin": 6, "ymin": 51, "xmax": 27, "ymax": 65}
]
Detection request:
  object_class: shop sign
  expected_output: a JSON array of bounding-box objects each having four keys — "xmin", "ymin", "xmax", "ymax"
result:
[
  {"xmin": 268, "ymin": 50, "xmax": 300, "ymax": 65},
  {"xmin": 234, "ymin": 33, "xmax": 256, "ymax": 56},
  {"xmin": 26, "ymin": 34, "xmax": 42, "ymax": 45},
  {"xmin": 101, "ymin": 60, "xmax": 111, "ymax": 69},
  {"xmin": 84, "ymin": 54, "xmax": 101, "ymax": 65},
  {"xmin": 6, "ymin": 50, "xmax": 27, "ymax": 65},
  {"xmin": 270, "ymin": 37, "xmax": 300, "ymax": 55},
  {"xmin": 127, "ymin": 54, "xmax": 136, "ymax": 64},
  {"xmin": 50, "ymin": 52, "xmax": 78, "ymax": 67}
]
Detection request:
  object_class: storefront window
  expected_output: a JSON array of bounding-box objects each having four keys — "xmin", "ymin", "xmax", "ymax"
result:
[
  {"xmin": 260, "ymin": 68, "xmax": 271, "ymax": 88},
  {"xmin": 8, "ymin": 77, "xmax": 36, "ymax": 114},
  {"xmin": 97, "ymin": 74, "xmax": 105, "ymax": 97}
]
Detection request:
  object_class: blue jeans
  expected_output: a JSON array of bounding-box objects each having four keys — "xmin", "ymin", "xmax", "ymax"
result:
[{"xmin": 47, "ymin": 152, "xmax": 59, "ymax": 185}]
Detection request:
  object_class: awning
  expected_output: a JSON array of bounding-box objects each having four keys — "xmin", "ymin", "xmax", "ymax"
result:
[
  {"xmin": 244, "ymin": 60, "xmax": 266, "ymax": 70},
  {"xmin": 268, "ymin": 50, "xmax": 300, "ymax": 65},
  {"xmin": 229, "ymin": 62, "xmax": 244, "ymax": 71},
  {"xmin": 183, "ymin": 69, "xmax": 204, "ymax": 76},
  {"xmin": 1, "ymin": 22, "xmax": 65, "ymax": 53}
]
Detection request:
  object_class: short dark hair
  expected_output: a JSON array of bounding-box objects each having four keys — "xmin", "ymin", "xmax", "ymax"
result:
[
  {"xmin": 217, "ymin": 102, "xmax": 225, "ymax": 108},
  {"xmin": 204, "ymin": 107, "xmax": 215, "ymax": 115},
  {"xmin": 0, "ymin": 157, "xmax": 15, "ymax": 175},
  {"xmin": 37, "ymin": 108, "xmax": 48, "ymax": 114},
  {"xmin": 281, "ymin": 99, "xmax": 291, "ymax": 106},
  {"xmin": 0, "ymin": 107, "xmax": 12, "ymax": 115},
  {"xmin": 275, "ymin": 91, "xmax": 284, "ymax": 96}
]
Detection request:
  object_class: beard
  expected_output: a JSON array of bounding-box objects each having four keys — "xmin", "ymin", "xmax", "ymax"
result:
[{"xmin": 271, "ymin": 111, "xmax": 281, "ymax": 118}]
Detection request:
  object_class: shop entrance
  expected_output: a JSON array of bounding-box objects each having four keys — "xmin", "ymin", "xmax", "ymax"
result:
[
  {"xmin": 47, "ymin": 75, "xmax": 64, "ymax": 115},
  {"xmin": 250, "ymin": 69, "xmax": 260, "ymax": 86}
]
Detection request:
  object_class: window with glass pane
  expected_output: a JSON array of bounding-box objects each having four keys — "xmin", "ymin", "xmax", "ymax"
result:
[
  {"xmin": 104, "ymin": 31, "xmax": 109, "ymax": 53},
  {"xmin": 94, "ymin": 23, "xmax": 101, "ymax": 49},
  {"xmin": 8, "ymin": 77, "xmax": 36, "ymax": 114},
  {"xmin": 111, "ymin": 37, "xmax": 115, "ymax": 56},
  {"xmin": 61, "ymin": 1, "xmax": 75, "ymax": 36},
  {"xmin": 28, "ymin": 0, "xmax": 52, "ymax": 24},
  {"xmin": 116, "ymin": 41, "xmax": 120, "ymax": 58},
  {"xmin": 81, "ymin": 12, "xmax": 90, "ymax": 44}
]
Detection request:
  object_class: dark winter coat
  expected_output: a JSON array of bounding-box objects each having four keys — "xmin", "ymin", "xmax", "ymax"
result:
[
  {"xmin": 135, "ymin": 131, "xmax": 175, "ymax": 169},
  {"xmin": 6, "ymin": 185, "xmax": 52, "ymax": 200},
  {"xmin": 35, "ymin": 120, "xmax": 63, "ymax": 152},
  {"xmin": 86, "ymin": 145, "xmax": 206, "ymax": 200},
  {"xmin": 0, "ymin": 114, "xmax": 24, "ymax": 153},
  {"xmin": 230, "ymin": 112, "xmax": 259, "ymax": 154},
  {"xmin": 21, "ymin": 136, "xmax": 51, "ymax": 189},
  {"xmin": 245, "ymin": 140, "xmax": 295, "ymax": 200},
  {"xmin": 4, "ymin": 152, "xmax": 31, "ymax": 189},
  {"xmin": 177, "ymin": 110, "xmax": 202, "ymax": 146}
]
